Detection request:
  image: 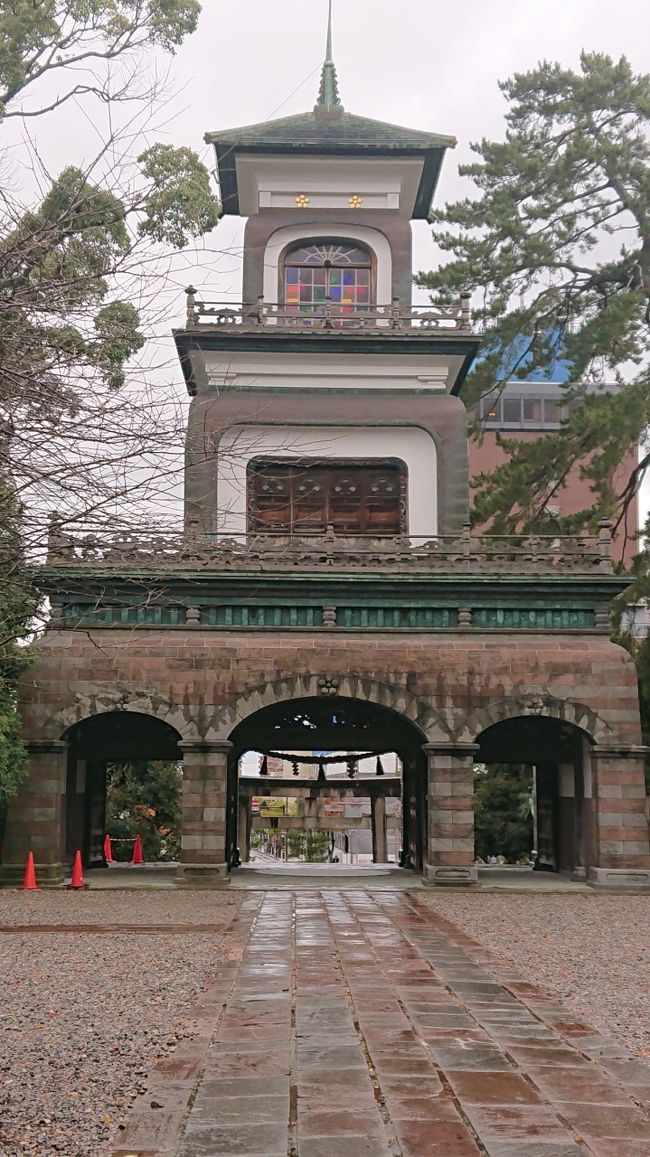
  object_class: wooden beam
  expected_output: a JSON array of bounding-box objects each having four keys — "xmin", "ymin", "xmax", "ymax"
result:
[{"xmin": 239, "ymin": 776, "xmax": 402, "ymax": 798}]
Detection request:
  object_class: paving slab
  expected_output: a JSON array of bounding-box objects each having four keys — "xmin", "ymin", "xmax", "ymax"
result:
[{"xmin": 112, "ymin": 889, "xmax": 650, "ymax": 1157}]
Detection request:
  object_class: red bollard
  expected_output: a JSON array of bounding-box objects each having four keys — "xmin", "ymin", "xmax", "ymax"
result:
[
  {"xmin": 131, "ymin": 834, "xmax": 144, "ymax": 865},
  {"xmin": 103, "ymin": 834, "xmax": 114, "ymax": 864}
]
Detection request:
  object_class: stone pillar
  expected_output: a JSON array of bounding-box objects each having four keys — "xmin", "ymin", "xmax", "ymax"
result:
[
  {"xmin": 0, "ymin": 740, "xmax": 67, "ymax": 886},
  {"xmin": 176, "ymin": 741, "xmax": 232, "ymax": 887},
  {"xmin": 589, "ymin": 744, "xmax": 650, "ymax": 889},
  {"xmin": 238, "ymin": 796, "xmax": 252, "ymax": 863},
  {"xmin": 422, "ymin": 742, "xmax": 478, "ymax": 886},
  {"xmin": 371, "ymin": 795, "xmax": 388, "ymax": 864}
]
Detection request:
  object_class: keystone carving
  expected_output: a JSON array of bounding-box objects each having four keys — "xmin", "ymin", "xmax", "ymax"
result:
[
  {"xmin": 524, "ymin": 696, "xmax": 545, "ymax": 715},
  {"xmin": 317, "ymin": 676, "xmax": 340, "ymax": 697}
]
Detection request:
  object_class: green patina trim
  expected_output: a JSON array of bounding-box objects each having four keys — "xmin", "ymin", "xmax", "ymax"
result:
[
  {"xmin": 63, "ymin": 603, "xmax": 597, "ymax": 631},
  {"xmin": 43, "ymin": 568, "xmax": 628, "ymax": 597},
  {"xmin": 63, "ymin": 604, "xmax": 185, "ymax": 626},
  {"xmin": 338, "ymin": 606, "xmax": 455, "ymax": 629},
  {"xmin": 472, "ymin": 607, "xmax": 595, "ymax": 629},
  {"xmin": 203, "ymin": 605, "xmax": 321, "ymax": 628}
]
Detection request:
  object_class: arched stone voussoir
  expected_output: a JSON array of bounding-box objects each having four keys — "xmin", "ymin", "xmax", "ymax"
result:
[
  {"xmin": 54, "ymin": 684, "xmax": 199, "ymax": 742},
  {"xmin": 208, "ymin": 672, "xmax": 444, "ymax": 743},
  {"xmin": 456, "ymin": 692, "xmax": 617, "ymax": 747}
]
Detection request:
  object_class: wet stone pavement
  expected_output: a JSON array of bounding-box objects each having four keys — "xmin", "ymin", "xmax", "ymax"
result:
[{"xmin": 112, "ymin": 891, "xmax": 650, "ymax": 1157}]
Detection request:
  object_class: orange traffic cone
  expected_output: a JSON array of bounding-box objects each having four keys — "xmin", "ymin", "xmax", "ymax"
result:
[
  {"xmin": 69, "ymin": 849, "xmax": 87, "ymax": 890},
  {"xmin": 22, "ymin": 851, "xmax": 38, "ymax": 891},
  {"xmin": 131, "ymin": 834, "xmax": 144, "ymax": 865},
  {"xmin": 103, "ymin": 834, "xmax": 113, "ymax": 864}
]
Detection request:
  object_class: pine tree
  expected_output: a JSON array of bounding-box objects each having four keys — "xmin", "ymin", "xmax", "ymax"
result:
[
  {"xmin": 474, "ymin": 764, "xmax": 534, "ymax": 863},
  {"xmin": 418, "ymin": 53, "xmax": 650, "ymax": 540},
  {"xmin": 106, "ymin": 761, "xmax": 183, "ymax": 861}
]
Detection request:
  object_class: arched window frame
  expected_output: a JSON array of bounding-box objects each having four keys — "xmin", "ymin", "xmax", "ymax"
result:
[
  {"xmin": 263, "ymin": 224, "xmax": 391, "ymax": 305},
  {"xmin": 280, "ymin": 237, "xmax": 376, "ymax": 311}
]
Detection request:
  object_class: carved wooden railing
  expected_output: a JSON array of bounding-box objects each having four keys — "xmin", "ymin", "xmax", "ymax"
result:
[
  {"xmin": 182, "ymin": 288, "xmax": 472, "ymax": 334},
  {"xmin": 44, "ymin": 521, "xmax": 614, "ymax": 575}
]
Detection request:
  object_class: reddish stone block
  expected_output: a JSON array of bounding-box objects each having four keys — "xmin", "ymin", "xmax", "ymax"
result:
[{"xmin": 446, "ymin": 1071, "xmax": 543, "ymax": 1106}]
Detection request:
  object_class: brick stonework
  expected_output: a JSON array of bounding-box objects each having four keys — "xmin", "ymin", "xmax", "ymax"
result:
[
  {"xmin": 423, "ymin": 742, "xmax": 479, "ymax": 885},
  {"xmin": 1, "ymin": 740, "xmax": 66, "ymax": 886},
  {"xmin": 3, "ymin": 629, "xmax": 649, "ymax": 887},
  {"xmin": 177, "ymin": 741, "xmax": 231, "ymax": 886}
]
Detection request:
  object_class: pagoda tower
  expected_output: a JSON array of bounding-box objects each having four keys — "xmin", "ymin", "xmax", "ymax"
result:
[
  {"xmin": 1, "ymin": 13, "xmax": 649, "ymax": 890},
  {"xmin": 178, "ymin": 6, "xmax": 477, "ymax": 544}
]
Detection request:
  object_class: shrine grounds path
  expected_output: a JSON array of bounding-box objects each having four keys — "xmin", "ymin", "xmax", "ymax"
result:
[{"xmin": 0, "ymin": 889, "xmax": 649, "ymax": 1157}]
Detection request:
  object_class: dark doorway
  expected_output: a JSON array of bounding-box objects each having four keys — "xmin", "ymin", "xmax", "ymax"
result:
[
  {"xmin": 228, "ymin": 696, "xmax": 427, "ymax": 873},
  {"xmin": 475, "ymin": 716, "xmax": 589, "ymax": 874},
  {"xmin": 63, "ymin": 712, "xmax": 182, "ymax": 868}
]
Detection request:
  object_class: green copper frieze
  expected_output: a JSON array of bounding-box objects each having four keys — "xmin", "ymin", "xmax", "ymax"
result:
[
  {"xmin": 61, "ymin": 601, "xmax": 597, "ymax": 631},
  {"xmin": 472, "ymin": 608, "xmax": 594, "ymax": 629}
]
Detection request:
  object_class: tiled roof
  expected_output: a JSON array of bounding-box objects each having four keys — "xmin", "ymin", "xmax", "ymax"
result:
[{"xmin": 206, "ymin": 108, "xmax": 455, "ymax": 152}]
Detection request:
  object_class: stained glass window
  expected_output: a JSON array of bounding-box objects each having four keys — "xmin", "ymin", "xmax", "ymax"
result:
[{"xmin": 283, "ymin": 241, "xmax": 373, "ymax": 312}]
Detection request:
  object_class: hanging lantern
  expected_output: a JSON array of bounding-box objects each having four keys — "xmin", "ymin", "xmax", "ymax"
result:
[
  {"xmin": 317, "ymin": 761, "xmax": 326, "ymax": 782},
  {"xmin": 346, "ymin": 759, "xmax": 358, "ymax": 779},
  {"xmin": 292, "ymin": 759, "xmax": 300, "ymax": 776},
  {"xmin": 376, "ymin": 756, "xmax": 385, "ymax": 776},
  {"xmin": 260, "ymin": 755, "xmax": 268, "ymax": 776}
]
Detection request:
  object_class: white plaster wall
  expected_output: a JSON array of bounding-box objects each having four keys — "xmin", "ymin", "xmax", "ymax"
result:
[
  {"xmin": 216, "ymin": 425, "xmax": 437, "ymax": 537},
  {"xmin": 203, "ymin": 349, "xmax": 456, "ymax": 393},
  {"xmin": 262, "ymin": 223, "xmax": 393, "ymax": 305},
  {"xmin": 559, "ymin": 763, "xmax": 575, "ymax": 798},
  {"xmin": 582, "ymin": 737, "xmax": 593, "ymax": 799},
  {"xmin": 235, "ymin": 155, "xmax": 424, "ymax": 218}
]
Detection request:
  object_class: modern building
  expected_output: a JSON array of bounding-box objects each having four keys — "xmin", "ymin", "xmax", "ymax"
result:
[
  {"xmin": 2, "ymin": 14, "xmax": 649, "ymax": 889},
  {"xmin": 470, "ymin": 380, "xmax": 639, "ymax": 563}
]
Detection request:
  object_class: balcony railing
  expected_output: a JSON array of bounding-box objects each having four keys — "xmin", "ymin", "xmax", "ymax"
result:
[
  {"xmin": 182, "ymin": 289, "xmax": 472, "ymax": 334},
  {"xmin": 44, "ymin": 521, "xmax": 614, "ymax": 576}
]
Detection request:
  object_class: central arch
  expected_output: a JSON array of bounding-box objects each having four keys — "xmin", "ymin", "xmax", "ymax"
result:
[
  {"xmin": 227, "ymin": 694, "xmax": 429, "ymax": 873},
  {"xmin": 212, "ymin": 673, "xmax": 442, "ymax": 743}
]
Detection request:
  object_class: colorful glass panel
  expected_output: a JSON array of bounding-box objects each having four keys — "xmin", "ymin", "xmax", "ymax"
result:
[{"xmin": 283, "ymin": 241, "xmax": 373, "ymax": 313}]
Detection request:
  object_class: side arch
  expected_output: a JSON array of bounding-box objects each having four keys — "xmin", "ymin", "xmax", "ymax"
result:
[
  {"xmin": 457, "ymin": 693, "xmax": 617, "ymax": 747},
  {"xmin": 54, "ymin": 684, "xmax": 199, "ymax": 743},
  {"xmin": 209, "ymin": 672, "xmax": 444, "ymax": 743}
]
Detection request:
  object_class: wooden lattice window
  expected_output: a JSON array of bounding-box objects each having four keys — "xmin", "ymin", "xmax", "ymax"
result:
[{"xmin": 247, "ymin": 460, "xmax": 407, "ymax": 536}]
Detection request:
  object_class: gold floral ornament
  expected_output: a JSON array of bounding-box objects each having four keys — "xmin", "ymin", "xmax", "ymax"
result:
[
  {"xmin": 349, "ymin": 194, "xmax": 363, "ymax": 208},
  {"xmin": 296, "ymin": 194, "xmax": 311, "ymax": 208}
]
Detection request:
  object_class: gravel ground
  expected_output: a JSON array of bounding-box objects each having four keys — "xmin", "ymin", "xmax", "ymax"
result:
[
  {"xmin": 0, "ymin": 892, "xmax": 239, "ymax": 1157},
  {"xmin": 418, "ymin": 892, "xmax": 650, "ymax": 1057}
]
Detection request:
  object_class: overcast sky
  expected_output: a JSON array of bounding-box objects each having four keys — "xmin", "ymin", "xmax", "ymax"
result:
[
  {"xmin": 170, "ymin": 0, "xmax": 650, "ymax": 297},
  {"xmin": 10, "ymin": 0, "xmax": 650, "ymax": 516},
  {"xmin": 19, "ymin": 0, "xmax": 650, "ymax": 312}
]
